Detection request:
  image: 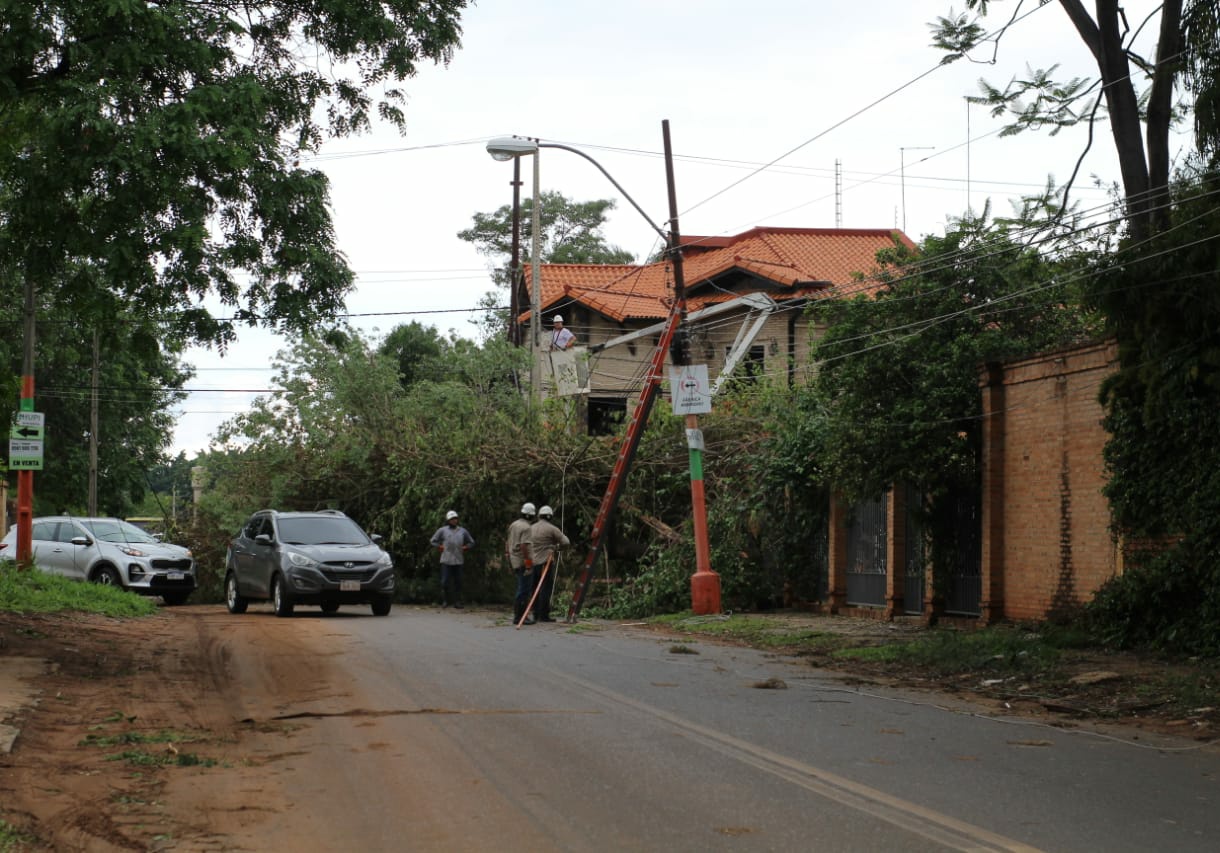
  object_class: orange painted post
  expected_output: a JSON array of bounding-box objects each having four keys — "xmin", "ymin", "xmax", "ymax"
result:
[
  {"xmin": 686, "ymin": 413, "xmax": 721, "ymax": 615},
  {"xmin": 16, "ymin": 375, "xmax": 35, "ymax": 563}
]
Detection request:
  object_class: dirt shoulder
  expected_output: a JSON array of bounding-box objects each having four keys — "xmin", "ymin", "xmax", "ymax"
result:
[
  {"xmin": 1, "ymin": 607, "xmax": 1217, "ymax": 850},
  {"xmin": 643, "ymin": 611, "xmax": 1220, "ymax": 745},
  {"xmin": 0, "ymin": 607, "xmax": 314, "ymax": 851}
]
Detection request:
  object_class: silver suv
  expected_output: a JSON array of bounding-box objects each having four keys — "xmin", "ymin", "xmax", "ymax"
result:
[
  {"xmin": 0, "ymin": 516, "xmax": 196, "ymax": 605},
  {"xmin": 224, "ymin": 509, "xmax": 395, "ymax": 617}
]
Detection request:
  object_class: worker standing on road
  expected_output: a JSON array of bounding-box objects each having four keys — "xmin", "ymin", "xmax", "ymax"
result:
[
  {"xmin": 528, "ymin": 506, "xmax": 569, "ymax": 622},
  {"xmin": 430, "ymin": 510, "xmax": 474, "ymax": 609},
  {"xmin": 506, "ymin": 502, "xmax": 536, "ymax": 625}
]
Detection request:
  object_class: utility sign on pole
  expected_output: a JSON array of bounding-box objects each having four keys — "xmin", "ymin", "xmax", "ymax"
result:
[{"xmin": 670, "ymin": 364, "xmax": 712, "ymax": 416}]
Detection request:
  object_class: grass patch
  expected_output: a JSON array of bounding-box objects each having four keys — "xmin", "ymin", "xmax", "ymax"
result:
[
  {"xmin": 81, "ymin": 730, "xmax": 204, "ymax": 749},
  {"xmin": 0, "ymin": 819, "xmax": 38, "ymax": 851},
  {"xmin": 668, "ymin": 644, "xmax": 699, "ymax": 655},
  {"xmin": 105, "ymin": 749, "xmax": 217, "ymax": 767},
  {"xmin": 649, "ymin": 612, "xmax": 844, "ymax": 651},
  {"xmin": 0, "ymin": 564, "xmax": 156, "ymax": 617},
  {"xmin": 831, "ymin": 625, "xmax": 1067, "ymax": 677}
]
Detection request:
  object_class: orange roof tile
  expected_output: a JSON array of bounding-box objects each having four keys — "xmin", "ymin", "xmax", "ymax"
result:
[{"xmin": 520, "ymin": 226, "xmax": 912, "ymax": 323}]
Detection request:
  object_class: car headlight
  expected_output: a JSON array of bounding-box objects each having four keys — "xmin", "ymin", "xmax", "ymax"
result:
[
  {"xmin": 286, "ymin": 551, "xmax": 321, "ymax": 570},
  {"xmin": 118, "ymin": 546, "xmax": 148, "ymax": 557},
  {"xmin": 374, "ymin": 552, "xmax": 393, "ymax": 570}
]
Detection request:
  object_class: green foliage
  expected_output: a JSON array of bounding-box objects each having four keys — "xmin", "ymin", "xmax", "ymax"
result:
[
  {"xmin": 457, "ymin": 191, "xmax": 637, "ymax": 278},
  {"xmin": 0, "ymin": 564, "xmax": 157, "ymax": 616},
  {"xmin": 457, "ymin": 190, "xmax": 637, "ymax": 338},
  {"xmin": 1087, "ymin": 541, "xmax": 1220, "ymax": 656},
  {"xmin": 1, "ymin": 0, "xmax": 468, "ymax": 359},
  {"xmin": 649, "ymin": 613, "xmax": 839, "ymax": 650},
  {"xmin": 197, "ymin": 325, "xmax": 546, "ymax": 602},
  {"xmin": 0, "ymin": 819, "xmax": 37, "ymax": 851},
  {"xmin": 810, "ymin": 218, "xmax": 1099, "ymax": 505},
  {"xmin": 833, "ymin": 624, "xmax": 1068, "ymax": 676},
  {"xmin": 0, "ymin": 293, "xmax": 190, "ymax": 515},
  {"xmin": 1086, "ymin": 167, "xmax": 1220, "ymax": 655},
  {"xmin": 928, "ymin": 1, "xmax": 1219, "ymax": 239},
  {"xmin": 587, "ymin": 384, "xmax": 832, "ymax": 618}
]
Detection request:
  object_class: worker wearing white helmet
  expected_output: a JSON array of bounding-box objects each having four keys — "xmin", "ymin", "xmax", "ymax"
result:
[
  {"xmin": 549, "ymin": 314, "xmax": 576, "ymax": 351},
  {"xmin": 528, "ymin": 505, "xmax": 570, "ymax": 622},
  {"xmin": 505, "ymin": 502, "xmax": 537, "ymax": 625},
  {"xmin": 429, "ymin": 509, "xmax": 474, "ymax": 609}
]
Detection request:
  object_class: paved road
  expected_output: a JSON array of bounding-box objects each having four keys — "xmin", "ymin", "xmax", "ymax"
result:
[{"xmin": 179, "ymin": 606, "xmax": 1220, "ymax": 851}]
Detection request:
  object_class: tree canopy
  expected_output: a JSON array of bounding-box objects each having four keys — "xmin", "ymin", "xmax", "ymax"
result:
[
  {"xmin": 0, "ymin": 288, "xmax": 189, "ymax": 515},
  {"xmin": 458, "ymin": 190, "xmax": 636, "ymax": 284},
  {"xmin": 458, "ymin": 190, "xmax": 636, "ymax": 340},
  {"xmin": 1, "ymin": 0, "xmax": 468, "ymax": 349},
  {"xmin": 931, "ymin": 0, "xmax": 1220, "ymax": 239},
  {"xmin": 809, "ymin": 216, "xmax": 1102, "ymax": 505}
]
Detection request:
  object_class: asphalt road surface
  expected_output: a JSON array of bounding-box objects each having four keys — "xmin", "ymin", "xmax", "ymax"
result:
[{"xmin": 146, "ymin": 605, "xmax": 1220, "ymax": 852}]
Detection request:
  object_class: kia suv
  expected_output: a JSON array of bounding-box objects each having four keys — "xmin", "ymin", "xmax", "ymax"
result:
[
  {"xmin": 225, "ymin": 509, "xmax": 395, "ymax": 617},
  {"xmin": 0, "ymin": 516, "xmax": 196, "ymax": 605}
]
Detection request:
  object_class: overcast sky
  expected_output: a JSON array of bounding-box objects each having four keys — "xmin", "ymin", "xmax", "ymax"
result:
[{"xmin": 171, "ymin": 0, "xmax": 1179, "ymax": 456}]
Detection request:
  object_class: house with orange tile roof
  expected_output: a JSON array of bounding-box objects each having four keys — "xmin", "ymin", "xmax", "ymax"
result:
[{"xmin": 514, "ymin": 226, "xmax": 914, "ymax": 432}]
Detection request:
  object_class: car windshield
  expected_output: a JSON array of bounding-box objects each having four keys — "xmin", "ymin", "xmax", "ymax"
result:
[
  {"xmin": 277, "ymin": 516, "xmax": 369, "ymax": 546},
  {"xmin": 79, "ymin": 519, "xmax": 160, "ymax": 544}
]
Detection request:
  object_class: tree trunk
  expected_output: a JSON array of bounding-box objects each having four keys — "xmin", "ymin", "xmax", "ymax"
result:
[{"xmin": 1146, "ymin": 0, "xmax": 1184, "ymax": 234}]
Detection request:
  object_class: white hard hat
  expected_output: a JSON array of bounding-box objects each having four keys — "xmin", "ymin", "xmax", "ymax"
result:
[
  {"xmin": 520, "ymin": 502, "xmax": 536, "ymax": 516},
  {"xmin": 445, "ymin": 510, "xmax": 459, "ymax": 521},
  {"xmin": 552, "ymin": 314, "xmax": 563, "ymax": 323},
  {"xmin": 538, "ymin": 505, "xmax": 554, "ymax": 518}
]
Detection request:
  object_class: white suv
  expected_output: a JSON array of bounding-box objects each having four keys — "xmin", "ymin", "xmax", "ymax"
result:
[{"xmin": 0, "ymin": 516, "xmax": 197, "ymax": 605}]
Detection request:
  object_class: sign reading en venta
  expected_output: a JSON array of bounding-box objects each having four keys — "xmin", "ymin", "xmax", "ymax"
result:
[{"xmin": 9, "ymin": 411, "xmax": 45, "ymax": 470}]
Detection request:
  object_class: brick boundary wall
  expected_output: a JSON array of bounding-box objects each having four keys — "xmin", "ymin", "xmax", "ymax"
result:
[{"xmin": 979, "ymin": 340, "xmax": 1119, "ymax": 621}]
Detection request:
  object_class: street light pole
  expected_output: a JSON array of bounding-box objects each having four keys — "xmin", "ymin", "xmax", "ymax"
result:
[
  {"xmin": 489, "ymin": 139, "xmax": 545, "ymax": 396},
  {"xmin": 529, "ymin": 149, "xmax": 542, "ymax": 395}
]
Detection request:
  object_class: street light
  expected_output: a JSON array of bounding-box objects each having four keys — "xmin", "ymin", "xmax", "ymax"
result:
[
  {"xmin": 485, "ymin": 127, "xmax": 721, "ymax": 616},
  {"xmin": 486, "ymin": 137, "xmax": 671, "ymax": 400}
]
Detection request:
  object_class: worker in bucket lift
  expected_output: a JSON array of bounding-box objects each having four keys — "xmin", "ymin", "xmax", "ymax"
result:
[
  {"xmin": 549, "ymin": 314, "xmax": 576, "ymax": 350},
  {"xmin": 528, "ymin": 505, "xmax": 569, "ymax": 622}
]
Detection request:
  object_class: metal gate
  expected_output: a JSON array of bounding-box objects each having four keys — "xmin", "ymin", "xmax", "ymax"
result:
[
  {"xmin": 945, "ymin": 485, "xmax": 982, "ymax": 616},
  {"xmin": 903, "ymin": 486, "xmax": 925, "ymax": 615},
  {"xmin": 846, "ymin": 494, "xmax": 887, "ymax": 607}
]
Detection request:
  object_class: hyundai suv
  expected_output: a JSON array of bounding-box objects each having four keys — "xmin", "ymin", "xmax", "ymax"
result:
[
  {"xmin": 0, "ymin": 516, "xmax": 196, "ymax": 605},
  {"xmin": 225, "ymin": 509, "xmax": 395, "ymax": 617}
]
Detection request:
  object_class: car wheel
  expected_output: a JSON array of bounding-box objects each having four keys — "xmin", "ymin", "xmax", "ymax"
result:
[
  {"xmin": 225, "ymin": 572, "xmax": 248, "ymax": 614},
  {"xmin": 162, "ymin": 592, "xmax": 190, "ymax": 606},
  {"xmin": 93, "ymin": 566, "xmax": 122, "ymax": 587},
  {"xmin": 371, "ymin": 596, "xmax": 392, "ymax": 617},
  {"xmin": 272, "ymin": 575, "xmax": 294, "ymax": 617},
  {"xmin": 320, "ymin": 602, "xmax": 340, "ymax": 614}
]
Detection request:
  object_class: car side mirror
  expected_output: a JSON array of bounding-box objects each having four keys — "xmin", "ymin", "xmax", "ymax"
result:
[
  {"xmin": 254, "ymin": 533, "xmax": 273, "ymax": 545},
  {"xmin": 71, "ymin": 536, "xmax": 92, "ymax": 547},
  {"xmin": 371, "ymin": 534, "xmax": 383, "ymax": 544}
]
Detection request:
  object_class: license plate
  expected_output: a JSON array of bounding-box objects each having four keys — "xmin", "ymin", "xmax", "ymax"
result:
[
  {"xmin": 168, "ymin": 572, "xmax": 184, "ymax": 581},
  {"xmin": 340, "ymin": 580, "xmax": 360, "ymax": 592}
]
